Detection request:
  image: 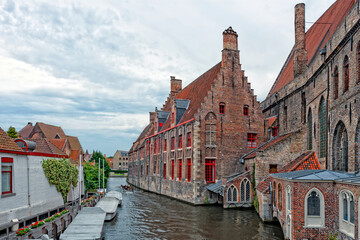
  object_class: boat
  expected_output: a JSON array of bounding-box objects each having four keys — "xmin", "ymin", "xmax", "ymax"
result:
[
  {"xmin": 106, "ymin": 191, "xmax": 122, "ymax": 206},
  {"xmin": 95, "ymin": 197, "xmax": 118, "ymax": 221}
]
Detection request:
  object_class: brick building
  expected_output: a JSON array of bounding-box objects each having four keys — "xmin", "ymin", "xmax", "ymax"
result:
[
  {"xmin": 128, "ymin": 27, "xmax": 266, "ymax": 204},
  {"xmin": 112, "ymin": 150, "xmax": 128, "ymax": 170}
]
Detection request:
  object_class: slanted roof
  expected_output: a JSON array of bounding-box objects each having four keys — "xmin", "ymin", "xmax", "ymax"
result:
[
  {"xmin": 272, "ymin": 169, "xmax": 352, "ymax": 181},
  {"xmin": 49, "ymin": 139, "xmax": 66, "ymax": 151},
  {"xmin": 18, "ymin": 123, "xmax": 34, "ymax": 139},
  {"xmin": 36, "ymin": 122, "xmax": 66, "ymax": 139},
  {"xmin": 257, "ymin": 177, "xmax": 271, "ymax": 194},
  {"xmin": 0, "ymin": 128, "xmax": 23, "ymax": 151},
  {"xmin": 206, "ymin": 180, "xmax": 224, "ymax": 196},
  {"xmin": 67, "ymin": 135, "xmax": 82, "ymax": 151},
  {"xmin": 336, "ymin": 174, "xmax": 360, "ymax": 185},
  {"xmin": 33, "ymin": 139, "xmax": 67, "ymax": 155},
  {"xmin": 69, "ymin": 150, "xmax": 80, "ymax": 165},
  {"xmin": 268, "ymin": 0, "xmax": 355, "ymax": 96}
]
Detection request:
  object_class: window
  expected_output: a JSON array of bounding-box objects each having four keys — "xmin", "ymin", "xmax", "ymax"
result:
[
  {"xmin": 2, "ymin": 157, "xmax": 13, "ymax": 195},
  {"xmin": 172, "ymin": 112, "xmax": 175, "ymax": 123},
  {"xmin": 178, "ymin": 135, "xmax": 183, "ymax": 149},
  {"xmin": 339, "ymin": 190, "xmax": 355, "ymax": 237},
  {"xmin": 283, "ymin": 105, "xmax": 288, "ymax": 129},
  {"xmin": 243, "ymin": 105, "xmax": 249, "ymax": 116},
  {"xmin": 272, "ymin": 182, "xmax": 276, "ymax": 207},
  {"xmin": 308, "ymin": 108, "xmax": 313, "ymax": 150},
  {"xmin": 171, "ymin": 160, "xmax": 174, "ymax": 180},
  {"xmin": 147, "ymin": 140, "xmax": 150, "ymax": 154},
  {"xmin": 301, "ymin": 92, "xmax": 306, "ymax": 123},
  {"xmin": 164, "ymin": 139, "xmax": 167, "ymax": 152},
  {"xmin": 334, "ymin": 66, "xmax": 339, "ymax": 99},
  {"xmin": 154, "ymin": 139, "xmax": 157, "ymax": 154},
  {"xmin": 163, "ymin": 163, "xmax": 166, "ymax": 179},
  {"xmin": 271, "ymin": 127, "xmax": 278, "ymax": 137},
  {"xmin": 187, "ymin": 133, "xmax": 191, "ymax": 147},
  {"xmin": 278, "ymin": 183, "xmax": 282, "ymax": 211},
  {"xmin": 319, "ymin": 98, "xmax": 326, "ymax": 158},
  {"xmin": 247, "ymin": 133, "xmax": 257, "ymax": 148},
  {"xmin": 171, "ymin": 137, "xmax": 175, "ymax": 150},
  {"xmin": 332, "ymin": 121, "xmax": 348, "ymax": 172},
  {"xmin": 146, "ymin": 165, "xmax": 149, "ymax": 176},
  {"xmin": 178, "ymin": 160, "xmax": 182, "ymax": 181},
  {"xmin": 240, "ymin": 178, "xmax": 251, "ymax": 202},
  {"xmin": 305, "ymin": 188, "xmax": 324, "ymax": 227},
  {"xmin": 205, "ymin": 124, "xmax": 216, "ymax": 146},
  {"xmin": 227, "ymin": 185, "xmax": 238, "ymax": 203},
  {"xmin": 269, "ymin": 164, "xmax": 277, "ymax": 174},
  {"xmin": 343, "ymin": 55, "xmax": 349, "ymax": 93},
  {"xmin": 219, "ymin": 103, "xmax": 225, "ymax": 114},
  {"xmin": 205, "ymin": 159, "xmax": 215, "ymax": 183},
  {"xmin": 187, "ymin": 159, "xmax": 191, "ymax": 182}
]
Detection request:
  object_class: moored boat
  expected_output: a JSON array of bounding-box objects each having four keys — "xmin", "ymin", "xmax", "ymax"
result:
[
  {"xmin": 95, "ymin": 197, "xmax": 118, "ymax": 221},
  {"xmin": 106, "ymin": 191, "xmax": 122, "ymax": 206}
]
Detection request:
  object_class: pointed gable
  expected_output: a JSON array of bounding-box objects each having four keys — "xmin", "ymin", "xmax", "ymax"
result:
[
  {"xmin": 268, "ymin": 0, "xmax": 355, "ymax": 96},
  {"xmin": 32, "ymin": 122, "xmax": 67, "ymax": 139}
]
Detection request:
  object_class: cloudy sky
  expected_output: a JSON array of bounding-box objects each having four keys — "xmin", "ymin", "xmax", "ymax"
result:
[{"xmin": 0, "ymin": 0, "xmax": 336, "ymax": 156}]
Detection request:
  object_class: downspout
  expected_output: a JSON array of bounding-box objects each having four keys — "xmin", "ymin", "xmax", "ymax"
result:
[{"xmin": 27, "ymin": 155, "xmax": 30, "ymax": 206}]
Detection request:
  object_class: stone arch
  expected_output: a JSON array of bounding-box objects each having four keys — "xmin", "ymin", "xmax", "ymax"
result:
[
  {"xmin": 332, "ymin": 121, "xmax": 348, "ymax": 172},
  {"xmin": 355, "ymin": 119, "xmax": 360, "ymax": 171},
  {"xmin": 304, "ymin": 187, "xmax": 325, "ymax": 227},
  {"xmin": 318, "ymin": 97, "xmax": 326, "ymax": 158},
  {"xmin": 205, "ymin": 112, "xmax": 217, "ymax": 121}
]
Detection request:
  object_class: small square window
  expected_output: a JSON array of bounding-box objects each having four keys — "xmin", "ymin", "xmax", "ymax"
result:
[
  {"xmin": 219, "ymin": 103, "xmax": 225, "ymax": 114},
  {"xmin": 269, "ymin": 164, "xmax": 277, "ymax": 173},
  {"xmin": 244, "ymin": 105, "xmax": 249, "ymax": 116}
]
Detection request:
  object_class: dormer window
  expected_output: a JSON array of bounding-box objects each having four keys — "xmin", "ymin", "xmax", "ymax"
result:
[
  {"xmin": 159, "ymin": 122, "xmax": 163, "ymax": 127},
  {"xmin": 244, "ymin": 105, "xmax": 249, "ymax": 116},
  {"xmin": 55, "ymin": 134, "xmax": 61, "ymax": 139},
  {"xmin": 219, "ymin": 103, "xmax": 225, "ymax": 114}
]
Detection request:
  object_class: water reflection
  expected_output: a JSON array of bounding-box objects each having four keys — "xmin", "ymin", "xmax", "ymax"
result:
[{"xmin": 103, "ymin": 177, "xmax": 283, "ymax": 240}]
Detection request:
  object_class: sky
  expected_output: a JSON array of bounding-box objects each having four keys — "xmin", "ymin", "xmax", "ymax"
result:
[{"xmin": 0, "ymin": 0, "xmax": 337, "ymax": 156}]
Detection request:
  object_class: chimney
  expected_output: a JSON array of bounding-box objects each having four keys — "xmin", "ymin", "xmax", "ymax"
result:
[
  {"xmin": 223, "ymin": 26, "xmax": 238, "ymax": 51},
  {"xmin": 170, "ymin": 76, "xmax": 182, "ymax": 95},
  {"xmin": 293, "ymin": 3, "xmax": 308, "ymax": 78},
  {"xmin": 27, "ymin": 122, "xmax": 32, "ymax": 126},
  {"xmin": 149, "ymin": 112, "xmax": 155, "ymax": 123}
]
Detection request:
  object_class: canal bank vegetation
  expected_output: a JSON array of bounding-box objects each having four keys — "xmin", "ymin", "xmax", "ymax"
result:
[
  {"xmin": 42, "ymin": 158, "xmax": 79, "ymax": 203},
  {"xmin": 84, "ymin": 151, "xmax": 111, "ymax": 191}
]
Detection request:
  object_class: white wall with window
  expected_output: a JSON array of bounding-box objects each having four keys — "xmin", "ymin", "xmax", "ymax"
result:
[
  {"xmin": 339, "ymin": 190, "xmax": 354, "ymax": 238},
  {"xmin": 304, "ymin": 188, "xmax": 325, "ymax": 227}
]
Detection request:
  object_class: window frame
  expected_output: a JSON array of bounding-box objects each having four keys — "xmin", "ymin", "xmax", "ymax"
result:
[
  {"xmin": 247, "ymin": 133, "xmax": 257, "ymax": 148},
  {"xmin": 171, "ymin": 160, "xmax": 175, "ymax": 180},
  {"xmin": 205, "ymin": 159, "xmax": 215, "ymax": 183},
  {"xmin": 187, "ymin": 158, "xmax": 191, "ymax": 182},
  {"xmin": 178, "ymin": 160, "xmax": 182, "ymax": 181},
  {"xmin": 304, "ymin": 188, "xmax": 325, "ymax": 228},
  {"xmin": 187, "ymin": 132, "xmax": 192, "ymax": 147},
  {"xmin": 178, "ymin": 135, "xmax": 183, "ymax": 149},
  {"xmin": 219, "ymin": 103, "xmax": 225, "ymax": 114},
  {"xmin": 343, "ymin": 55, "xmax": 349, "ymax": 93},
  {"xmin": 271, "ymin": 127, "xmax": 278, "ymax": 137},
  {"xmin": 227, "ymin": 185, "xmax": 238, "ymax": 203},
  {"xmin": 171, "ymin": 137, "xmax": 175, "ymax": 150},
  {"xmin": 243, "ymin": 105, "xmax": 249, "ymax": 116},
  {"xmin": 1, "ymin": 157, "xmax": 14, "ymax": 195},
  {"xmin": 163, "ymin": 163, "xmax": 166, "ymax": 179},
  {"xmin": 339, "ymin": 190, "xmax": 355, "ymax": 238}
]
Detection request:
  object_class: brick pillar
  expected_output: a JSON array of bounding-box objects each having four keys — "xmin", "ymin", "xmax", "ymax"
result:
[
  {"xmin": 293, "ymin": 3, "xmax": 308, "ymax": 78},
  {"xmin": 170, "ymin": 76, "xmax": 182, "ymax": 95},
  {"xmin": 222, "ymin": 26, "xmax": 240, "ymax": 68}
]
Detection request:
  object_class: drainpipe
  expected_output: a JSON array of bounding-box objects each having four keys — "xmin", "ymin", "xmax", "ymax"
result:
[{"xmin": 27, "ymin": 155, "xmax": 30, "ymax": 206}]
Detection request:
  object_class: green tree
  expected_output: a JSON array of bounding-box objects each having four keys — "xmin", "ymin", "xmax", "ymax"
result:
[
  {"xmin": 7, "ymin": 126, "xmax": 18, "ymax": 138},
  {"xmin": 83, "ymin": 151, "xmax": 110, "ymax": 191},
  {"xmin": 90, "ymin": 151, "xmax": 111, "ymax": 179}
]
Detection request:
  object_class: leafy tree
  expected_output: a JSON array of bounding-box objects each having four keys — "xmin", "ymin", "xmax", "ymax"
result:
[
  {"xmin": 90, "ymin": 151, "xmax": 111, "ymax": 179},
  {"xmin": 42, "ymin": 158, "xmax": 79, "ymax": 203},
  {"xmin": 7, "ymin": 126, "xmax": 18, "ymax": 138},
  {"xmin": 83, "ymin": 151, "xmax": 110, "ymax": 191}
]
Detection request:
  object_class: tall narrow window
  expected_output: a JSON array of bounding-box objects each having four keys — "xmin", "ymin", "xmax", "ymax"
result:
[
  {"xmin": 187, "ymin": 133, "xmax": 192, "ymax": 147},
  {"xmin": 333, "ymin": 121, "xmax": 348, "ymax": 172},
  {"xmin": 146, "ymin": 165, "xmax": 149, "ymax": 176},
  {"xmin": 178, "ymin": 160, "xmax": 182, "ymax": 181},
  {"xmin": 163, "ymin": 163, "xmax": 166, "ymax": 179},
  {"xmin": 171, "ymin": 160, "xmax": 174, "ymax": 180},
  {"xmin": 219, "ymin": 103, "xmax": 225, "ymax": 114},
  {"xmin": 308, "ymin": 109, "xmax": 313, "ymax": 150},
  {"xmin": 278, "ymin": 183, "xmax": 282, "ymax": 211},
  {"xmin": 1, "ymin": 158, "xmax": 13, "ymax": 195},
  {"xmin": 305, "ymin": 188, "xmax": 324, "ymax": 227},
  {"xmin": 206, "ymin": 124, "xmax": 216, "ymax": 146},
  {"xmin": 273, "ymin": 182, "xmax": 276, "ymax": 207},
  {"xmin": 283, "ymin": 105, "xmax": 288, "ymax": 129},
  {"xmin": 243, "ymin": 105, "xmax": 249, "ymax": 116},
  {"xmin": 227, "ymin": 185, "xmax": 238, "ymax": 203},
  {"xmin": 247, "ymin": 133, "xmax": 257, "ymax": 148},
  {"xmin": 178, "ymin": 135, "xmax": 183, "ymax": 149},
  {"xmin": 164, "ymin": 139, "xmax": 167, "ymax": 152},
  {"xmin": 308, "ymin": 191, "xmax": 320, "ymax": 216},
  {"xmin": 271, "ymin": 127, "xmax": 278, "ymax": 137},
  {"xmin": 339, "ymin": 190, "xmax": 355, "ymax": 237},
  {"xmin": 334, "ymin": 66, "xmax": 339, "ymax": 99},
  {"xmin": 319, "ymin": 98, "xmax": 326, "ymax": 158},
  {"xmin": 205, "ymin": 159, "xmax": 215, "ymax": 182},
  {"xmin": 153, "ymin": 160, "xmax": 156, "ymax": 174},
  {"xmin": 154, "ymin": 139, "xmax": 157, "ymax": 154},
  {"xmin": 301, "ymin": 92, "xmax": 306, "ymax": 123},
  {"xmin": 147, "ymin": 140, "xmax": 150, "ymax": 155},
  {"xmin": 240, "ymin": 178, "xmax": 250, "ymax": 202},
  {"xmin": 187, "ymin": 159, "xmax": 191, "ymax": 182},
  {"xmin": 343, "ymin": 55, "xmax": 349, "ymax": 93},
  {"xmin": 171, "ymin": 137, "xmax": 175, "ymax": 150}
]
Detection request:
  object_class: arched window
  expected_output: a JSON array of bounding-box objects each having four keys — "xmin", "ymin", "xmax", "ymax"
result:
[
  {"xmin": 333, "ymin": 66, "xmax": 339, "ymax": 99},
  {"xmin": 227, "ymin": 185, "xmax": 238, "ymax": 203},
  {"xmin": 286, "ymin": 186, "xmax": 291, "ymax": 212},
  {"xmin": 355, "ymin": 120, "xmax": 360, "ymax": 171},
  {"xmin": 332, "ymin": 121, "xmax": 348, "ymax": 172},
  {"xmin": 240, "ymin": 178, "xmax": 251, "ymax": 202},
  {"xmin": 278, "ymin": 183, "xmax": 282, "ymax": 211},
  {"xmin": 339, "ymin": 190, "xmax": 355, "ymax": 238},
  {"xmin": 305, "ymin": 188, "xmax": 324, "ymax": 227},
  {"xmin": 343, "ymin": 55, "xmax": 349, "ymax": 93},
  {"xmin": 308, "ymin": 108, "xmax": 312, "ymax": 150},
  {"xmin": 219, "ymin": 103, "xmax": 225, "ymax": 114},
  {"xmin": 301, "ymin": 92, "xmax": 306, "ymax": 123},
  {"xmin": 319, "ymin": 97, "xmax": 326, "ymax": 158}
]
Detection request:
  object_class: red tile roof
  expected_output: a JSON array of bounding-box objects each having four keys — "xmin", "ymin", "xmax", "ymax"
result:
[
  {"xmin": 69, "ymin": 150, "xmax": 80, "ymax": 165},
  {"xmin": 257, "ymin": 151, "xmax": 321, "ymax": 193},
  {"xmin": 49, "ymin": 139, "xmax": 66, "ymax": 151},
  {"xmin": 33, "ymin": 139, "xmax": 67, "ymax": 155},
  {"xmin": 0, "ymin": 128, "xmax": 23, "ymax": 152},
  {"xmin": 67, "ymin": 135, "xmax": 82, "ymax": 151},
  {"xmin": 266, "ymin": 116, "xmax": 277, "ymax": 128},
  {"xmin": 268, "ymin": 0, "xmax": 355, "ymax": 96},
  {"xmin": 18, "ymin": 123, "xmax": 34, "ymax": 139},
  {"xmin": 35, "ymin": 122, "xmax": 66, "ymax": 139}
]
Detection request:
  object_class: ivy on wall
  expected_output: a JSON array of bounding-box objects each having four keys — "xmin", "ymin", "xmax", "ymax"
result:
[{"xmin": 42, "ymin": 158, "xmax": 79, "ymax": 203}]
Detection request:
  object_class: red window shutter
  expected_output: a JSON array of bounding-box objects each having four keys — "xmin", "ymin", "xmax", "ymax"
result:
[
  {"xmin": 187, "ymin": 159, "xmax": 191, "ymax": 182},
  {"xmin": 205, "ymin": 159, "xmax": 215, "ymax": 183},
  {"xmin": 244, "ymin": 106, "xmax": 249, "ymax": 116},
  {"xmin": 1, "ymin": 157, "xmax": 13, "ymax": 163},
  {"xmin": 179, "ymin": 160, "xmax": 182, "ymax": 181},
  {"xmin": 171, "ymin": 160, "xmax": 175, "ymax": 180}
]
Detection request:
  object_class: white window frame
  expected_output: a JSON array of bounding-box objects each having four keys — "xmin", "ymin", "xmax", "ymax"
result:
[
  {"xmin": 339, "ymin": 190, "xmax": 354, "ymax": 238},
  {"xmin": 304, "ymin": 188, "xmax": 325, "ymax": 228}
]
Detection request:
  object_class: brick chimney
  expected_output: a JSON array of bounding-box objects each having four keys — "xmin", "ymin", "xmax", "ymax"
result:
[
  {"xmin": 223, "ymin": 26, "xmax": 238, "ymax": 51},
  {"xmin": 293, "ymin": 3, "xmax": 308, "ymax": 78},
  {"xmin": 170, "ymin": 76, "xmax": 182, "ymax": 95},
  {"xmin": 149, "ymin": 112, "xmax": 155, "ymax": 123}
]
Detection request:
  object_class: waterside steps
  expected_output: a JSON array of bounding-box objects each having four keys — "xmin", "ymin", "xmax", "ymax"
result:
[{"xmin": 60, "ymin": 207, "xmax": 106, "ymax": 240}]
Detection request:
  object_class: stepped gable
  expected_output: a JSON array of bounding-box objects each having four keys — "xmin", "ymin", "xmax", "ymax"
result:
[
  {"xmin": 33, "ymin": 139, "xmax": 66, "ymax": 155},
  {"xmin": 49, "ymin": 139, "xmax": 66, "ymax": 151},
  {"xmin": 0, "ymin": 128, "xmax": 23, "ymax": 152},
  {"xmin": 268, "ymin": 0, "xmax": 355, "ymax": 96},
  {"xmin": 36, "ymin": 122, "xmax": 66, "ymax": 139},
  {"xmin": 18, "ymin": 123, "xmax": 34, "ymax": 139},
  {"xmin": 256, "ymin": 151, "xmax": 321, "ymax": 193},
  {"xmin": 160, "ymin": 62, "xmax": 222, "ymax": 131},
  {"xmin": 130, "ymin": 123, "xmax": 153, "ymax": 153}
]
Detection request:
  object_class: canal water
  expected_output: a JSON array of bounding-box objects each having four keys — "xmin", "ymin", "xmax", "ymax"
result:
[{"xmin": 103, "ymin": 177, "xmax": 284, "ymax": 240}]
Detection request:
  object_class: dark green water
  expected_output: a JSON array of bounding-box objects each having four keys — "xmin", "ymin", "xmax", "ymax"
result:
[{"xmin": 103, "ymin": 177, "xmax": 283, "ymax": 240}]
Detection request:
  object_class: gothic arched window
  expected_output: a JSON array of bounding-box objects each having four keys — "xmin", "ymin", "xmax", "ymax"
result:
[
  {"xmin": 319, "ymin": 97, "xmax": 326, "ymax": 158},
  {"xmin": 343, "ymin": 55, "xmax": 349, "ymax": 93}
]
